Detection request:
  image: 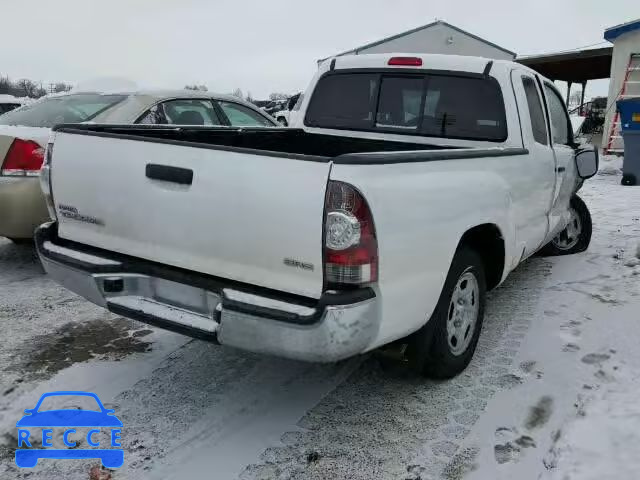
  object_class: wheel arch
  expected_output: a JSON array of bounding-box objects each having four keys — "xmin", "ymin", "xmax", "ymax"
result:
[{"xmin": 456, "ymin": 223, "xmax": 506, "ymax": 291}]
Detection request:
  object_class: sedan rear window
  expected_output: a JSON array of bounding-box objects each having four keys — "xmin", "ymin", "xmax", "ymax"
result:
[
  {"xmin": 0, "ymin": 94, "xmax": 127, "ymax": 128},
  {"xmin": 305, "ymin": 72, "xmax": 507, "ymax": 141},
  {"xmin": 0, "ymin": 103, "xmax": 21, "ymax": 114}
]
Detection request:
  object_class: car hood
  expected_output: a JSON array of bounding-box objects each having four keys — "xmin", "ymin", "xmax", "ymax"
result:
[
  {"xmin": 16, "ymin": 410, "xmax": 123, "ymax": 427},
  {"xmin": 0, "ymin": 125, "xmax": 50, "ymax": 147}
]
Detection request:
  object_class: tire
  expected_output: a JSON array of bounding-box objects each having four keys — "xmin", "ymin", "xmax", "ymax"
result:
[
  {"xmin": 277, "ymin": 117, "xmax": 288, "ymax": 126},
  {"xmin": 540, "ymin": 195, "xmax": 592, "ymax": 256},
  {"xmin": 407, "ymin": 247, "xmax": 487, "ymax": 379},
  {"xmin": 622, "ymin": 173, "xmax": 637, "ymax": 186}
]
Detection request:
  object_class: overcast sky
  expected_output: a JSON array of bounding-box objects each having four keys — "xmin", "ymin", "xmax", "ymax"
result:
[{"xmin": 1, "ymin": 0, "xmax": 637, "ymax": 99}]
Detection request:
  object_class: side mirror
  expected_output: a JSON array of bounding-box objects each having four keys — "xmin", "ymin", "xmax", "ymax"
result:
[{"xmin": 575, "ymin": 147, "xmax": 599, "ymax": 179}]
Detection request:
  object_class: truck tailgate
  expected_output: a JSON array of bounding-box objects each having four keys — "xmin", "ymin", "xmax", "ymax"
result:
[{"xmin": 50, "ymin": 131, "xmax": 331, "ymax": 298}]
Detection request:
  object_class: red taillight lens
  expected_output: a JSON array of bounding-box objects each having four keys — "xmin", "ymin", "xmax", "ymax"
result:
[
  {"xmin": 324, "ymin": 181, "xmax": 378, "ymax": 287},
  {"xmin": 388, "ymin": 56, "xmax": 423, "ymax": 67},
  {"xmin": 1, "ymin": 139, "xmax": 44, "ymax": 176}
]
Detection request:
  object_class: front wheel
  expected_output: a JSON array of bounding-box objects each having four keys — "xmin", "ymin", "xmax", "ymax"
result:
[
  {"xmin": 407, "ymin": 247, "xmax": 487, "ymax": 379},
  {"xmin": 541, "ymin": 195, "xmax": 592, "ymax": 256}
]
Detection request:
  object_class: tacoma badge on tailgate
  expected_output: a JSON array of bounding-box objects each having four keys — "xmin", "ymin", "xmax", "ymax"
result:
[{"xmin": 57, "ymin": 204, "xmax": 105, "ymax": 226}]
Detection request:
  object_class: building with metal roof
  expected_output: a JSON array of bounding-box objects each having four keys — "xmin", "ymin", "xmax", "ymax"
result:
[{"xmin": 319, "ymin": 20, "xmax": 516, "ymax": 64}]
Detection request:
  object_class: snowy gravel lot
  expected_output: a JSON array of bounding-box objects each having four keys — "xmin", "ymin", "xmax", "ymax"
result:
[{"xmin": 0, "ymin": 171, "xmax": 639, "ymax": 480}]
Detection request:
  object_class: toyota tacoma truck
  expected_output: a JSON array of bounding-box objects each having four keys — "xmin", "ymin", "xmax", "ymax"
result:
[{"xmin": 36, "ymin": 54, "xmax": 599, "ymax": 378}]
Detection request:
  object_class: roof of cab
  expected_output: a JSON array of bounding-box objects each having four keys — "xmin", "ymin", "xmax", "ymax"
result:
[{"xmin": 328, "ymin": 53, "xmax": 504, "ymax": 74}]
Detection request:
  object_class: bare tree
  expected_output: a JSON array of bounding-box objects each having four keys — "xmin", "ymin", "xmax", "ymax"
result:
[
  {"xmin": 0, "ymin": 76, "xmax": 12, "ymax": 95},
  {"xmin": 16, "ymin": 79, "xmax": 37, "ymax": 97},
  {"xmin": 34, "ymin": 85, "xmax": 47, "ymax": 98},
  {"xmin": 184, "ymin": 84, "xmax": 208, "ymax": 91},
  {"xmin": 54, "ymin": 82, "xmax": 72, "ymax": 93},
  {"xmin": 232, "ymin": 88, "xmax": 243, "ymax": 99}
]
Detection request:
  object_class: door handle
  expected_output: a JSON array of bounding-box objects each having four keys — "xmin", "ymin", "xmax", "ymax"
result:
[
  {"xmin": 145, "ymin": 164, "xmax": 193, "ymax": 185},
  {"xmin": 556, "ymin": 167, "xmax": 566, "ymax": 173}
]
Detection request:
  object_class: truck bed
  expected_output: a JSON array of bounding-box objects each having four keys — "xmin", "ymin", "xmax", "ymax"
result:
[{"xmin": 52, "ymin": 124, "xmax": 453, "ymax": 159}]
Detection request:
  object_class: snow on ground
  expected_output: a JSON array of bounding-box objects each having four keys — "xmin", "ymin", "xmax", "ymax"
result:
[
  {"xmin": 598, "ymin": 154, "xmax": 623, "ymax": 176},
  {"xmin": 543, "ymin": 369, "xmax": 640, "ymax": 480},
  {"xmin": 0, "ymin": 171, "xmax": 639, "ymax": 480}
]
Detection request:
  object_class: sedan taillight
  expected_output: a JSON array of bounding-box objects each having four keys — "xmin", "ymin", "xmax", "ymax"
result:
[{"xmin": 1, "ymin": 139, "xmax": 44, "ymax": 176}]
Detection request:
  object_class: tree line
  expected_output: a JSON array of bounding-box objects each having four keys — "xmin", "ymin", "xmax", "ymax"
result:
[
  {"xmin": 184, "ymin": 84, "xmax": 291, "ymax": 105},
  {"xmin": 0, "ymin": 75, "xmax": 73, "ymax": 98}
]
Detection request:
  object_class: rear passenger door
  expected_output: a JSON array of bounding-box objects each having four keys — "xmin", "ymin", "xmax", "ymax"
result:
[{"xmin": 510, "ymin": 69, "xmax": 557, "ymax": 254}]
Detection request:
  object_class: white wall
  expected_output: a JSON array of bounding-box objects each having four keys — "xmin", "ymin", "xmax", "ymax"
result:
[
  {"xmin": 355, "ymin": 23, "xmax": 514, "ymax": 60},
  {"xmin": 603, "ymin": 29, "xmax": 640, "ymax": 153}
]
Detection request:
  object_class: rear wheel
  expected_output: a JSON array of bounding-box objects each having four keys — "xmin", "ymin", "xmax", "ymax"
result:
[
  {"xmin": 408, "ymin": 247, "xmax": 486, "ymax": 379},
  {"xmin": 541, "ymin": 195, "xmax": 592, "ymax": 256}
]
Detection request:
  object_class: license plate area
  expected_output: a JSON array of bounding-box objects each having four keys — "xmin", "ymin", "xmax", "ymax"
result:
[
  {"xmin": 96, "ymin": 274, "xmax": 221, "ymax": 327},
  {"xmin": 151, "ymin": 277, "xmax": 220, "ymax": 315}
]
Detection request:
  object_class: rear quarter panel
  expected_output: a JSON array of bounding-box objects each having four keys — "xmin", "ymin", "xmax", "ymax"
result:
[{"xmin": 331, "ymin": 157, "xmax": 520, "ymax": 349}]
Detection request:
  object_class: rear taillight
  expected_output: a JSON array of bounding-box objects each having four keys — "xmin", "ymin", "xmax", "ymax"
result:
[
  {"xmin": 324, "ymin": 181, "xmax": 378, "ymax": 288},
  {"xmin": 1, "ymin": 139, "xmax": 44, "ymax": 176}
]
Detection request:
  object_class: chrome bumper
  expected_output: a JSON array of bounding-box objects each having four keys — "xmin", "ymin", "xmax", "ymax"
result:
[{"xmin": 35, "ymin": 222, "xmax": 380, "ymax": 362}]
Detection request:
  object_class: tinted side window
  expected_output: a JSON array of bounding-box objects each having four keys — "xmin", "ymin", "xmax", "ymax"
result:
[
  {"xmin": 217, "ymin": 101, "xmax": 274, "ymax": 127},
  {"xmin": 544, "ymin": 84, "xmax": 570, "ymax": 145},
  {"xmin": 137, "ymin": 99, "xmax": 222, "ymax": 126},
  {"xmin": 305, "ymin": 73, "xmax": 507, "ymax": 141},
  {"xmin": 521, "ymin": 76, "xmax": 548, "ymax": 145}
]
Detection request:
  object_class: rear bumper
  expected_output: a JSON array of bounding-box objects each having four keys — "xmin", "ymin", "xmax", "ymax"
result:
[
  {"xmin": 36, "ymin": 222, "xmax": 380, "ymax": 362},
  {"xmin": 0, "ymin": 176, "xmax": 50, "ymax": 239}
]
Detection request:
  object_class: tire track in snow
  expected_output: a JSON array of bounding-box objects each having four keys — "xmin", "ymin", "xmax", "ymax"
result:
[{"xmin": 238, "ymin": 258, "xmax": 552, "ymax": 480}]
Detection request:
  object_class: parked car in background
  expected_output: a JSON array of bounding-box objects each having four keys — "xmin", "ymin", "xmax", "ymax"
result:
[
  {"xmin": 37, "ymin": 53, "xmax": 598, "ymax": 379},
  {"xmin": 0, "ymin": 95, "xmax": 24, "ymax": 115},
  {"xmin": 0, "ymin": 90, "xmax": 276, "ymax": 243},
  {"xmin": 271, "ymin": 93, "xmax": 302, "ymax": 126}
]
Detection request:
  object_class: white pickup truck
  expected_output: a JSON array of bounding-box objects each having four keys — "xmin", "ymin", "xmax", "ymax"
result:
[{"xmin": 36, "ymin": 54, "xmax": 599, "ymax": 378}]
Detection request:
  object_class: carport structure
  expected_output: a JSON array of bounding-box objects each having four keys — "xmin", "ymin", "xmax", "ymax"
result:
[{"xmin": 516, "ymin": 46, "xmax": 613, "ymax": 108}]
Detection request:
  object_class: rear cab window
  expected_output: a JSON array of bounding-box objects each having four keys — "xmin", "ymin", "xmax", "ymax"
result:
[{"xmin": 305, "ymin": 71, "xmax": 507, "ymax": 142}]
